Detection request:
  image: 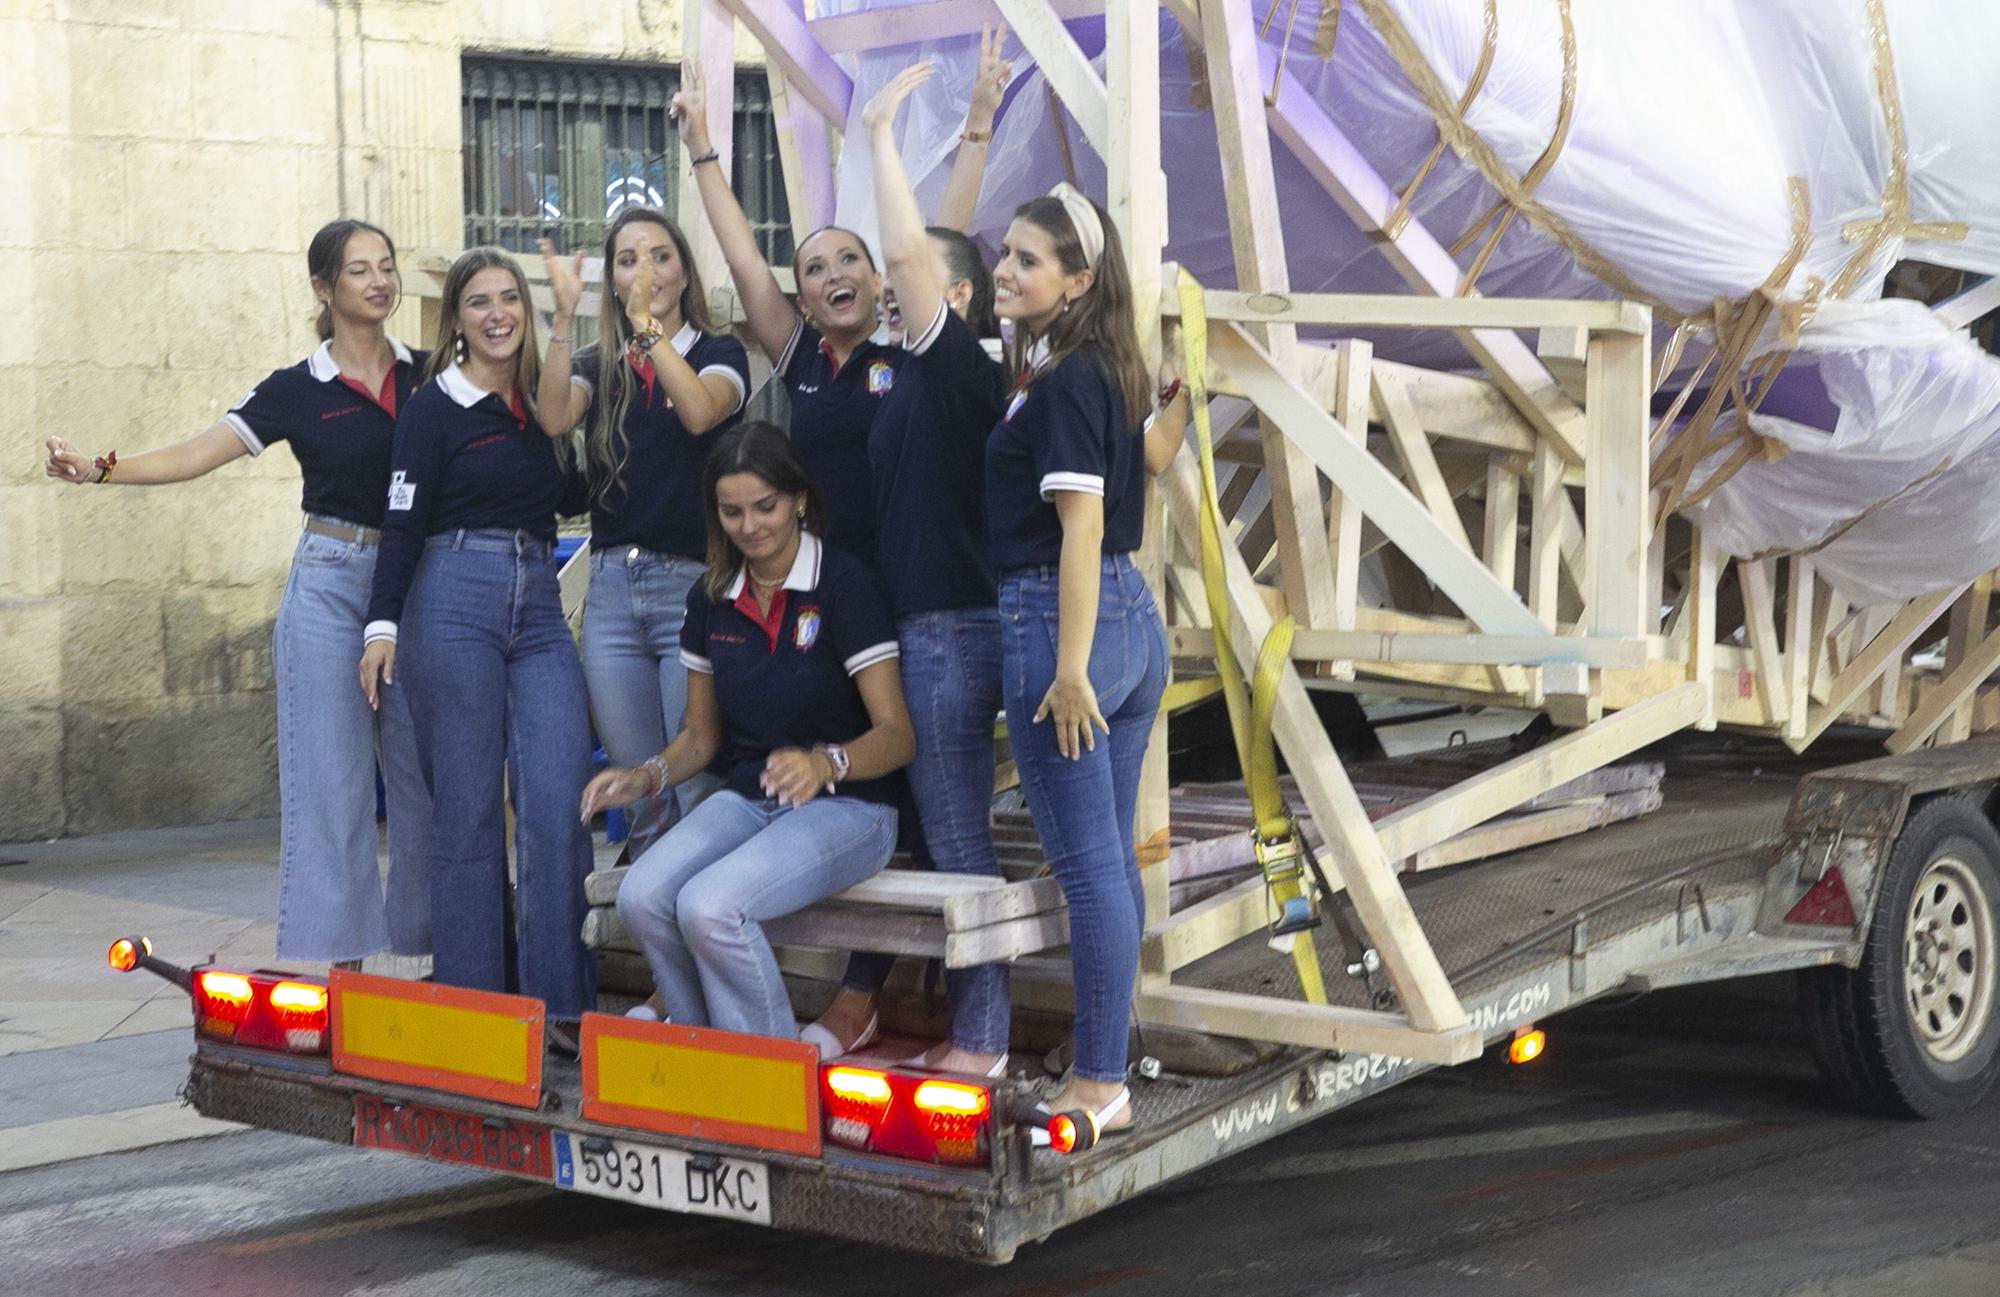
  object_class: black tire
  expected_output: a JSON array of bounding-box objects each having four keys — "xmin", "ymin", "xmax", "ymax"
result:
[{"xmin": 1797, "ymin": 796, "xmax": 2000, "ymax": 1118}]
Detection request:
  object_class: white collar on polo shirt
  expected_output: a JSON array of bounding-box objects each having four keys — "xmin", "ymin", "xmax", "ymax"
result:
[
  {"xmin": 724, "ymin": 530, "xmax": 823, "ymax": 600},
  {"xmin": 1023, "ymin": 333, "xmax": 1053, "ymax": 376},
  {"xmin": 306, "ymin": 336, "xmax": 415, "ymax": 383},
  {"xmin": 666, "ymin": 321, "xmax": 699, "ymax": 357},
  {"xmin": 436, "ymin": 362, "xmax": 496, "ymax": 408}
]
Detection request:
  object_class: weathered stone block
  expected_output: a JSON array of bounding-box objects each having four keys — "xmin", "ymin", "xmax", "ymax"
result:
[
  {"xmin": 27, "ymin": 137, "xmax": 129, "ymax": 252},
  {"xmin": 66, "ymin": 25, "xmax": 194, "ymax": 139},
  {"xmin": 0, "ymin": 706, "xmax": 63, "ymax": 843},
  {"xmin": 0, "ymin": 138, "xmax": 30, "ymax": 250},
  {"xmin": 0, "ymin": 487, "xmax": 64, "ymax": 599},
  {"xmin": 174, "ymin": 477, "xmax": 302, "ymax": 588},
  {"xmin": 164, "ymin": 586, "xmax": 278, "ymax": 697},
  {"xmin": 56, "ymin": 486, "xmax": 190, "ymax": 591},
  {"xmin": 0, "ymin": 366, "xmax": 44, "ymax": 487},
  {"xmin": 163, "ymin": 251, "xmax": 303, "ymax": 370},
  {"xmin": 126, "ymin": 142, "xmax": 302, "ymax": 255},
  {"xmin": 61, "ymin": 592, "xmax": 167, "ymax": 703},
  {"xmin": 193, "ymin": 33, "xmax": 338, "ymax": 147},
  {"xmin": 0, "ymin": 250, "xmax": 31, "ymax": 367},
  {"xmin": 62, "ymin": 693, "xmax": 278, "ymax": 835},
  {"xmin": 0, "ymin": 602, "xmax": 62, "ymax": 707},
  {"xmin": 30, "ymin": 251, "xmax": 176, "ymax": 369}
]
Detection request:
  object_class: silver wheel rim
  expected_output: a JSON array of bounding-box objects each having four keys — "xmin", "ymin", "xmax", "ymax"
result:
[{"xmin": 1904, "ymin": 853, "xmax": 1997, "ymax": 1065}]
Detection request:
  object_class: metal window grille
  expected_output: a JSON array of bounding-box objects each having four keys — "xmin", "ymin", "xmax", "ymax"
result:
[{"xmin": 462, "ymin": 56, "xmax": 793, "ymax": 265}]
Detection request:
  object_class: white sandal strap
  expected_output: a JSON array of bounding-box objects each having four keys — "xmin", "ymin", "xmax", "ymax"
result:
[{"xmin": 1087, "ymin": 1087, "xmax": 1132, "ymax": 1137}]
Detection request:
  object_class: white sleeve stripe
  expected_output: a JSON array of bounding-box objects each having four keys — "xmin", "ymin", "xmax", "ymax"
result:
[
  {"xmin": 680, "ymin": 649, "xmax": 714, "ymax": 674},
  {"xmin": 570, "ymin": 373, "xmax": 594, "ymax": 397},
  {"xmin": 222, "ymin": 412, "xmax": 264, "ymax": 456},
  {"xmin": 363, "ymin": 620, "xmax": 398, "ymax": 645},
  {"xmin": 906, "ymin": 300, "xmax": 949, "ymax": 356},
  {"xmin": 843, "ymin": 642, "xmax": 900, "ymax": 676},
  {"xmin": 699, "ymin": 364, "xmax": 749, "ymax": 414},
  {"xmin": 1040, "ymin": 471, "xmax": 1105, "ymax": 500},
  {"xmin": 775, "ymin": 318, "xmax": 805, "ymax": 374}
]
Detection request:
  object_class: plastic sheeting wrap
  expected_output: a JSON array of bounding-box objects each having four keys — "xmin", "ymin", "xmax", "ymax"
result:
[{"xmin": 819, "ymin": 0, "xmax": 2000, "ymax": 606}]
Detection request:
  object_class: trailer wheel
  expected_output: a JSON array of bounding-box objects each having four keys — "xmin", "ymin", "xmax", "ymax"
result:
[{"xmin": 1798, "ymin": 797, "xmax": 2000, "ymax": 1118}]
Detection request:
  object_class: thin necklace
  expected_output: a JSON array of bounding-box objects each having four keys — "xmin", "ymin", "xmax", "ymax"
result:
[{"xmin": 748, "ymin": 569, "xmax": 786, "ymax": 588}]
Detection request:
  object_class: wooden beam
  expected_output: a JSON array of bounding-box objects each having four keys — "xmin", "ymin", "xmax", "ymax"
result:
[
  {"xmin": 1483, "ymin": 458, "xmax": 1520, "ymax": 593},
  {"xmin": 1936, "ymin": 275, "xmax": 2000, "ymax": 331},
  {"xmin": 1686, "ymin": 529, "xmax": 1720, "ymax": 731},
  {"xmin": 1209, "ymin": 323, "xmax": 1546, "ymax": 638},
  {"xmin": 1167, "ymin": 626, "xmax": 1650, "ymax": 668},
  {"xmin": 810, "ymin": 0, "xmax": 1104, "ymax": 52},
  {"xmin": 763, "ymin": 57, "xmax": 835, "ymax": 235},
  {"xmin": 1327, "ymin": 340, "xmax": 1370, "ymax": 678},
  {"xmin": 1887, "ymin": 623, "xmax": 2000, "ymax": 754},
  {"xmin": 994, "ymin": 0, "xmax": 1110, "ymax": 156},
  {"xmin": 1373, "ymin": 369, "xmax": 1477, "ymax": 557},
  {"xmin": 1135, "ymin": 984, "xmax": 1483, "ymax": 1065},
  {"xmin": 1162, "ymin": 455, "xmax": 1468, "ymax": 1032},
  {"xmin": 1586, "ymin": 329, "xmax": 1654, "ymax": 637},
  {"xmin": 1142, "ymin": 875, "xmax": 1268, "ymax": 976},
  {"xmin": 1161, "ymin": 286, "xmax": 1649, "ymax": 336},
  {"xmin": 1785, "ymin": 557, "xmax": 1815, "ymax": 742},
  {"xmin": 1373, "ymin": 681, "xmax": 1707, "ymax": 863},
  {"xmin": 1788, "ymin": 588, "xmax": 1965, "ymax": 752},
  {"xmin": 715, "ymin": 0, "xmax": 853, "ymax": 124},
  {"xmin": 1740, "ymin": 556, "xmax": 1786, "ymax": 725},
  {"xmin": 679, "ymin": 0, "xmax": 737, "ymax": 292},
  {"xmin": 1945, "ymin": 574, "xmax": 1994, "ymax": 742},
  {"xmin": 1527, "ymin": 438, "xmax": 1564, "ymax": 632}
]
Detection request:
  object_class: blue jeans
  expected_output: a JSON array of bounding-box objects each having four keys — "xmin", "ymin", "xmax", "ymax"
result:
[
  {"xmin": 581, "ymin": 547, "xmax": 719, "ymax": 855},
  {"xmin": 842, "ymin": 609, "xmax": 1009, "ymax": 1054},
  {"xmin": 617, "ymin": 791, "xmax": 897, "ymax": 1039},
  {"xmin": 1001, "ymin": 556, "xmax": 1167, "ymax": 1083},
  {"xmin": 272, "ymin": 527, "xmax": 431, "ymax": 961},
  {"xmin": 400, "ymin": 529, "xmax": 596, "ymax": 1018}
]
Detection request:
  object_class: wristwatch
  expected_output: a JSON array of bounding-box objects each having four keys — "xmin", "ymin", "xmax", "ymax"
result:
[{"xmin": 818, "ymin": 743, "xmax": 851, "ymax": 787}]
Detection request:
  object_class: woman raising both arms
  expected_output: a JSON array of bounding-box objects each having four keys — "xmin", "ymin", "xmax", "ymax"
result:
[{"xmin": 45, "ymin": 219, "xmax": 433, "ymax": 972}]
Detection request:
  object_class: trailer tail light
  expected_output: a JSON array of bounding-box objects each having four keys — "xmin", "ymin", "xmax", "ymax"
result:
[
  {"xmin": 193, "ymin": 969, "xmax": 329, "ymax": 1054},
  {"xmin": 108, "ymin": 936, "xmax": 152, "ymax": 972},
  {"xmin": 1045, "ymin": 1112, "xmax": 1081, "ymax": 1154},
  {"xmin": 819, "ymin": 1066, "xmax": 991, "ymax": 1166},
  {"xmin": 1784, "ymin": 865, "xmax": 1858, "ymax": 926},
  {"xmin": 1507, "ymin": 1028, "xmax": 1547, "ymax": 1065}
]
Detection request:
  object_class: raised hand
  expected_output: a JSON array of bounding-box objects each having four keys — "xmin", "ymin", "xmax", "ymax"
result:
[
  {"xmin": 671, "ymin": 61, "xmax": 712, "ymax": 155},
  {"xmin": 862, "ymin": 61, "xmax": 935, "ymax": 135},
  {"xmin": 625, "ymin": 255, "xmax": 658, "ymax": 337},
  {"xmin": 537, "ymin": 238, "xmax": 586, "ymax": 324},
  {"xmin": 968, "ymin": 24, "xmax": 1012, "ymax": 130}
]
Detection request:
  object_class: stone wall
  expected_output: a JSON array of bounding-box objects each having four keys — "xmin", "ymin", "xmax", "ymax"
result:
[{"xmin": 0, "ymin": 0, "xmax": 733, "ymax": 841}]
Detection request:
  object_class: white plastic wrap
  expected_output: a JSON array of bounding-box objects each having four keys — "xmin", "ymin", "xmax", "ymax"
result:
[{"xmin": 819, "ymin": 0, "xmax": 2000, "ymax": 605}]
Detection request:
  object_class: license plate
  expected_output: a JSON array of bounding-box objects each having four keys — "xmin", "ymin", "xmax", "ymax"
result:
[
  {"xmin": 553, "ymin": 1130, "xmax": 770, "ymax": 1225},
  {"xmin": 353, "ymin": 1094, "xmax": 553, "ymax": 1180}
]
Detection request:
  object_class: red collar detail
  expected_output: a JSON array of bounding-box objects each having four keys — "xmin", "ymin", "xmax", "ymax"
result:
[
  {"xmin": 336, "ymin": 369, "xmax": 398, "ymax": 417},
  {"xmin": 505, "ymin": 387, "xmax": 527, "ymax": 429},
  {"xmin": 627, "ymin": 350, "xmax": 658, "ymax": 404},
  {"xmin": 732, "ymin": 584, "xmax": 788, "ymax": 652}
]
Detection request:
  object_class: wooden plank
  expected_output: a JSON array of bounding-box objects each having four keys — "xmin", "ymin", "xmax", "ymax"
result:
[
  {"xmin": 945, "ymin": 911, "xmax": 1070, "ymax": 968},
  {"xmin": 1536, "ymin": 325, "xmax": 1590, "ymax": 404},
  {"xmin": 1326, "ymin": 340, "xmax": 1371, "ymax": 679},
  {"xmin": 1788, "ymin": 588, "xmax": 1965, "ymax": 752},
  {"xmin": 1163, "ymin": 455, "xmax": 1468, "ymax": 1033},
  {"xmin": 1209, "ymin": 322, "xmax": 1546, "ymax": 638},
  {"xmin": 1142, "ymin": 875, "xmax": 1268, "ymax": 976},
  {"xmin": 810, "ymin": 0, "xmax": 1103, "ymax": 52},
  {"xmin": 1686, "ymin": 529, "xmax": 1720, "ymax": 731},
  {"xmin": 994, "ymin": 0, "xmax": 1110, "ymax": 156},
  {"xmin": 763, "ymin": 57, "xmax": 836, "ymax": 235},
  {"xmin": 1785, "ymin": 557, "xmax": 1815, "ymax": 742},
  {"xmin": 1586, "ymin": 330, "xmax": 1653, "ymax": 638},
  {"xmin": 1886, "ymin": 623, "xmax": 2000, "ymax": 754},
  {"xmin": 1373, "ymin": 681, "xmax": 1706, "ymax": 863},
  {"xmin": 715, "ymin": 0, "xmax": 853, "ymax": 125},
  {"xmin": 1739, "ymin": 556, "xmax": 1786, "ymax": 725},
  {"xmin": 1946, "ymin": 574, "xmax": 1994, "ymax": 743},
  {"xmin": 1166, "ymin": 626, "xmax": 1649, "ymax": 668},
  {"xmin": 941, "ymin": 876, "xmax": 1068, "ymax": 930},
  {"xmin": 678, "ymin": 0, "xmax": 737, "ymax": 293},
  {"xmin": 1528, "ymin": 437, "xmax": 1565, "ymax": 633},
  {"xmin": 1483, "ymin": 458, "xmax": 1520, "ymax": 592},
  {"xmin": 1161, "ymin": 286, "xmax": 1648, "ymax": 336},
  {"xmin": 1405, "ymin": 788, "xmax": 1662, "ymax": 872},
  {"xmin": 1936, "ymin": 275, "xmax": 2000, "ymax": 331},
  {"xmin": 1373, "ymin": 369, "xmax": 1477, "ymax": 557},
  {"xmin": 1134, "ymin": 985, "xmax": 1482, "ymax": 1064}
]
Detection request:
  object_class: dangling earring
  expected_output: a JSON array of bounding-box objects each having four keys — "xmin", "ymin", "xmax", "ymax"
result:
[
  {"xmin": 453, "ymin": 331, "xmax": 469, "ymax": 363},
  {"xmin": 795, "ymin": 505, "xmax": 806, "ymax": 521},
  {"xmin": 1060, "ymin": 297, "xmax": 1072, "ymax": 314}
]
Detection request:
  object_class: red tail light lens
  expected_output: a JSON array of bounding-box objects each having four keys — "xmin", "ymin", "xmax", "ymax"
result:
[
  {"xmin": 819, "ymin": 1067, "xmax": 992, "ymax": 1166},
  {"xmin": 193, "ymin": 969, "xmax": 328, "ymax": 1054}
]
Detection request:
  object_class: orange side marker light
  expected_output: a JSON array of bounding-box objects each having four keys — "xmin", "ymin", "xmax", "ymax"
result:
[{"xmin": 1507, "ymin": 1028, "xmax": 1547, "ymax": 1065}]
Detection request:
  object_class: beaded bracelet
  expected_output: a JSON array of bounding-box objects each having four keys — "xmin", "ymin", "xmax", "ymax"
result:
[{"xmin": 93, "ymin": 450, "xmax": 118, "ymax": 484}]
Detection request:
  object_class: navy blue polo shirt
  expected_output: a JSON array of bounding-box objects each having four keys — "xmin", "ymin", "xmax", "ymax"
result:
[
  {"xmin": 680, "ymin": 532, "xmax": 903, "ymax": 808},
  {"xmin": 867, "ymin": 303, "xmax": 1006, "ymax": 616},
  {"xmin": 364, "ymin": 364, "xmax": 572, "ymax": 634},
  {"xmin": 223, "ymin": 338, "xmax": 428, "ymax": 528},
  {"xmin": 985, "ymin": 346, "xmax": 1146, "ymax": 574},
  {"xmin": 572, "ymin": 324, "xmax": 750, "ymax": 559},
  {"xmin": 778, "ymin": 320, "xmax": 909, "ymax": 561}
]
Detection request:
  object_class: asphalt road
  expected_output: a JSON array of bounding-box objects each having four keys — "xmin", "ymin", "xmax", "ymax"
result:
[{"xmin": 8, "ymin": 972, "xmax": 2000, "ymax": 1297}]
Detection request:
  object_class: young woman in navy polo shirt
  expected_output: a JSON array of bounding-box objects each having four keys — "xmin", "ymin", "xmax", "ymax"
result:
[
  {"xmin": 358, "ymin": 248, "xmax": 595, "ymax": 1019},
  {"xmin": 801, "ymin": 60, "xmax": 1016, "ymax": 1075},
  {"xmin": 532, "ymin": 209, "xmax": 751, "ymax": 858},
  {"xmin": 986, "ymin": 189, "xmax": 1183, "ymax": 1134},
  {"xmin": 44, "ymin": 218, "xmax": 432, "ymax": 970},
  {"xmin": 582, "ymin": 422, "xmax": 915, "ymax": 1041}
]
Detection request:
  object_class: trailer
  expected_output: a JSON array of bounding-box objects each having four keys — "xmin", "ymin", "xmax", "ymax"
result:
[{"xmin": 112, "ymin": 0, "xmax": 2000, "ymax": 1267}]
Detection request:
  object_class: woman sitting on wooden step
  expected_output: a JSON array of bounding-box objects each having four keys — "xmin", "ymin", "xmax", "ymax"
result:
[{"xmin": 581, "ymin": 423, "xmax": 915, "ymax": 1040}]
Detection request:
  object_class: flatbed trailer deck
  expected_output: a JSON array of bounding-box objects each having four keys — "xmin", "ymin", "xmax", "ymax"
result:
[{"xmin": 164, "ymin": 732, "xmax": 2000, "ymax": 1263}]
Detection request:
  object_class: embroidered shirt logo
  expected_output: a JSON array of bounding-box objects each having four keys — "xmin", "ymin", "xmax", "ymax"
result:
[
  {"xmin": 321, "ymin": 404, "xmax": 366, "ymax": 420},
  {"xmin": 794, "ymin": 608, "xmax": 822, "ymax": 650},
  {"xmin": 866, "ymin": 361, "xmax": 895, "ymax": 396},
  {"xmin": 386, "ymin": 471, "xmax": 415, "ymax": 511}
]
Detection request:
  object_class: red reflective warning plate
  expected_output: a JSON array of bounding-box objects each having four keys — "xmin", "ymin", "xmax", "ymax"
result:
[{"xmin": 353, "ymin": 1094, "xmax": 554, "ymax": 1180}]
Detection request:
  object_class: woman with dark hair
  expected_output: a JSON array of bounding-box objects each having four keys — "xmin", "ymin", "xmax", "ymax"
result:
[
  {"xmin": 45, "ymin": 218, "xmax": 432, "ymax": 970},
  {"xmin": 800, "ymin": 57, "xmax": 1015, "ymax": 1074},
  {"xmin": 985, "ymin": 188, "xmax": 1184, "ymax": 1134},
  {"xmin": 582, "ymin": 422, "xmax": 914, "ymax": 1042},
  {"xmin": 359, "ymin": 247, "xmax": 595, "ymax": 1019},
  {"xmin": 534, "ymin": 209, "xmax": 751, "ymax": 856}
]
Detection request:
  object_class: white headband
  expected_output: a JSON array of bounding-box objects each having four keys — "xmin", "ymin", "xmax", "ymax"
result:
[{"xmin": 1049, "ymin": 182, "xmax": 1105, "ymax": 272}]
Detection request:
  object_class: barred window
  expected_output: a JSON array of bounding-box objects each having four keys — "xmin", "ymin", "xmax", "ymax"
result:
[{"xmin": 461, "ymin": 55, "xmax": 793, "ymax": 265}]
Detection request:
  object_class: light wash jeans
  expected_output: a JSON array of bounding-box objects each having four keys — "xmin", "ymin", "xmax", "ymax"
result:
[
  {"xmin": 842, "ymin": 608, "xmax": 1009, "ymax": 1053},
  {"xmin": 400, "ymin": 529, "xmax": 596, "ymax": 1018},
  {"xmin": 273, "ymin": 526, "xmax": 431, "ymax": 962},
  {"xmin": 581, "ymin": 548, "xmax": 719, "ymax": 855},
  {"xmin": 1000, "ymin": 556, "xmax": 1167, "ymax": 1082},
  {"xmin": 617, "ymin": 790, "xmax": 897, "ymax": 1039}
]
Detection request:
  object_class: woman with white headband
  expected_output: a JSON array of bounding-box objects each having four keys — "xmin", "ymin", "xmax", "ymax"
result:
[{"xmin": 985, "ymin": 183, "xmax": 1186, "ymax": 1135}]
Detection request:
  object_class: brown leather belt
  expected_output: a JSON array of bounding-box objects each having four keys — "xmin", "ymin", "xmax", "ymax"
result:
[{"xmin": 304, "ymin": 516, "xmax": 381, "ymax": 546}]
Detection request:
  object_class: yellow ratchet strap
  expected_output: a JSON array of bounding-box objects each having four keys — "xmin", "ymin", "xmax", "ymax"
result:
[{"xmin": 1177, "ymin": 268, "xmax": 1326, "ymax": 1005}]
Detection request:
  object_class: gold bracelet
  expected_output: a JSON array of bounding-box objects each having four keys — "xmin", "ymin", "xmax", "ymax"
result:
[{"xmin": 960, "ymin": 128, "xmax": 992, "ymax": 145}]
